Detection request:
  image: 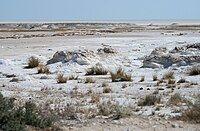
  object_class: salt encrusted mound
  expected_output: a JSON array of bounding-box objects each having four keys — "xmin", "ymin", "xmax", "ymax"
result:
[
  {"xmin": 142, "ymin": 43, "xmax": 200, "ymax": 68},
  {"xmin": 47, "ymin": 49, "xmax": 96, "ymax": 65}
]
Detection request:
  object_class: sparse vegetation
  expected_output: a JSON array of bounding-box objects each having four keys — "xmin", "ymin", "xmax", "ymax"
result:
[
  {"xmin": 85, "ymin": 77, "xmax": 95, "ymax": 83},
  {"xmin": 138, "ymin": 95, "xmax": 161, "ymax": 106},
  {"xmin": 189, "ymin": 66, "xmax": 200, "ymax": 76},
  {"xmin": 110, "ymin": 68, "xmax": 132, "ymax": 82},
  {"xmin": 37, "ymin": 64, "xmax": 50, "ymax": 74},
  {"xmin": 0, "ymin": 92, "xmax": 54, "ymax": 131},
  {"xmin": 86, "ymin": 66, "xmax": 108, "ymax": 75},
  {"xmin": 162, "ymin": 71, "xmax": 174, "ymax": 80},
  {"xmin": 26, "ymin": 56, "xmax": 40, "ymax": 68},
  {"xmin": 139, "ymin": 76, "xmax": 145, "ymax": 82},
  {"xmin": 56, "ymin": 74, "xmax": 67, "ymax": 83},
  {"xmin": 103, "ymin": 87, "xmax": 112, "ymax": 93}
]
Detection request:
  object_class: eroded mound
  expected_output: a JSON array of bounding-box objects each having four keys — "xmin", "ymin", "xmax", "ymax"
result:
[{"xmin": 142, "ymin": 43, "xmax": 200, "ymax": 68}]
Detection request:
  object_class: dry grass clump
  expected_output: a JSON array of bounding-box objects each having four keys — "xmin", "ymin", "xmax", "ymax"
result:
[
  {"xmin": 102, "ymin": 82, "xmax": 108, "ymax": 87},
  {"xmin": 168, "ymin": 79, "xmax": 176, "ymax": 85},
  {"xmin": 85, "ymin": 77, "xmax": 95, "ymax": 83},
  {"xmin": 90, "ymin": 93, "xmax": 100, "ymax": 103},
  {"xmin": 156, "ymin": 79, "xmax": 164, "ymax": 86},
  {"xmin": 68, "ymin": 75, "xmax": 79, "ymax": 80},
  {"xmin": 168, "ymin": 93, "xmax": 190, "ymax": 106},
  {"xmin": 37, "ymin": 64, "xmax": 50, "ymax": 74},
  {"xmin": 180, "ymin": 96, "xmax": 200, "ymax": 123},
  {"xmin": 26, "ymin": 56, "xmax": 40, "ymax": 68},
  {"xmin": 138, "ymin": 95, "xmax": 161, "ymax": 106},
  {"xmin": 56, "ymin": 74, "xmax": 67, "ymax": 84},
  {"xmin": 86, "ymin": 66, "xmax": 108, "ymax": 75},
  {"xmin": 110, "ymin": 68, "xmax": 132, "ymax": 82},
  {"xmin": 139, "ymin": 76, "xmax": 145, "ymax": 82},
  {"xmin": 153, "ymin": 74, "xmax": 158, "ymax": 81},
  {"xmin": 189, "ymin": 66, "xmax": 200, "ymax": 76},
  {"xmin": 162, "ymin": 71, "xmax": 174, "ymax": 80},
  {"xmin": 103, "ymin": 87, "xmax": 112, "ymax": 93}
]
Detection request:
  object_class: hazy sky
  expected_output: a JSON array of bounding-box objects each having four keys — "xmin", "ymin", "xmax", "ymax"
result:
[{"xmin": 0, "ymin": 0, "xmax": 200, "ymax": 21}]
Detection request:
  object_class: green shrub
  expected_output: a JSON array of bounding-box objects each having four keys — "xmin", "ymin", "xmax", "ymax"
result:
[{"xmin": 0, "ymin": 93, "xmax": 54, "ymax": 131}]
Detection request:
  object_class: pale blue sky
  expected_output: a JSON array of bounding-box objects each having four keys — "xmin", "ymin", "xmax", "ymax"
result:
[{"xmin": 0, "ymin": 0, "xmax": 200, "ymax": 20}]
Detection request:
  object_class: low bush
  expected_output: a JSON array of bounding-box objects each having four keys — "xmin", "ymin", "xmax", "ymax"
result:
[{"xmin": 138, "ymin": 95, "xmax": 161, "ymax": 106}]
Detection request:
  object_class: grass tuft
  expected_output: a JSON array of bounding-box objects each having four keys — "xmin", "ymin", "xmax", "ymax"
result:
[
  {"xmin": 68, "ymin": 75, "xmax": 79, "ymax": 80},
  {"xmin": 110, "ymin": 68, "xmax": 132, "ymax": 82},
  {"xmin": 86, "ymin": 66, "xmax": 108, "ymax": 75},
  {"xmin": 162, "ymin": 71, "xmax": 174, "ymax": 80},
  {"xmin": 26, "ymin": 56, "xmax": 40, "ymax": 68},
  {"xmin": 153, "ymin": 74, "xmax": 158, "ymax": 81},
  {"xmin": 37, "ymin": 64, "xmax": 50, "ymax": 74},
  {"xmin": 57, "ymin": 74, "xmax": 67, "ymax": 84}
]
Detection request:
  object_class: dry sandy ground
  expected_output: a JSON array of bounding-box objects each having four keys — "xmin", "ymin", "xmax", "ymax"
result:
[{"xmin": 0, "ymin": 24, "xmax": 200, "ymax": 130}]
